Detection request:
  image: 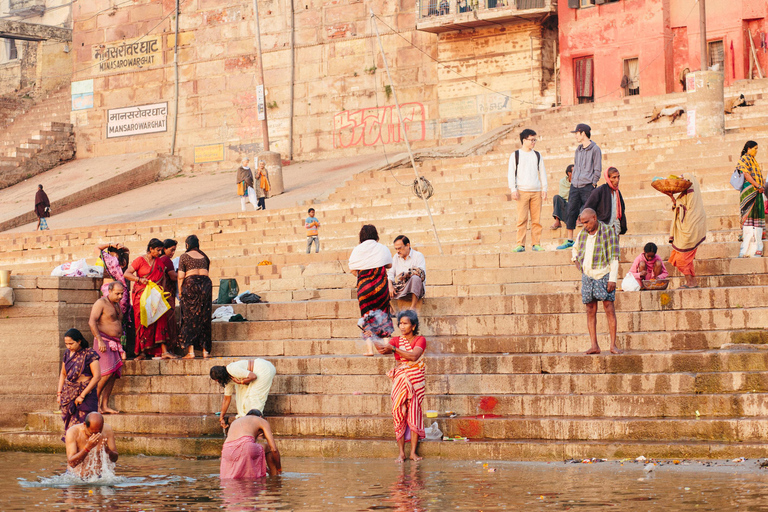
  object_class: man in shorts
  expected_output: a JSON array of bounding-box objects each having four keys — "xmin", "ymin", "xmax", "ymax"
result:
[{"xmin": 571, "ymin": 208, "xmax": 621, "ymax": 355}]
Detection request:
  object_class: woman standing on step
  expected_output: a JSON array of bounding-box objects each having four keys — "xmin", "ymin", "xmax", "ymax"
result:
[
  {"xmin": 124, "ymin": 238, "xmax": 178, "ymax": 360},
  {"xmin": 375, "ymin": 310, "xmax": 427, "ymax": 463},
  {"xmin": 737, "ymin": 141, "xmax": 765, "ymax": 257},
  {"xmin": 178, "ymin": 234, "xmax": 212, "ymax": 358},
  {"xmin": 349, "ymin": 224, "xmax": 393, "ymax": 356},
  {"xmin": 57, "ymin": 328, "xmax": 101, "ymax": 437},
  {"xmin": 255, "ymin": 159, "xmax": 270, "ymax": 210},
  {"xmin": 668, "ymin": 175, "xmax": 707, "ymax": 288}
]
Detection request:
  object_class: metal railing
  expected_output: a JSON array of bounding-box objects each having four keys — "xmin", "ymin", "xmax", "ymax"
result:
[{"xmin": 418, "ymin": 0, "xmax": 547, "ymax": 19}]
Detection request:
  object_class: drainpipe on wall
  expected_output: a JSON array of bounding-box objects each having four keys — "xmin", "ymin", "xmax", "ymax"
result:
[
  {"xmin": 530, "ymin": 35, "xmax": 534, "ymax": 110},
  {"xmin": 288, "ymin": 0, "xmax": 295, "ymax": 161},
  {"xmin": 253, "ymin": 0, "xmax": 270, "ymax": 152},
  {"xmin": 170, "ymin": 0, "xmax": 180, "ymax": 155}
]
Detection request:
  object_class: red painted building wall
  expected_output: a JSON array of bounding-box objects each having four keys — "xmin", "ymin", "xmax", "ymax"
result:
[{"xmin": 559, "ymin": 0, "xmax": 768, "ymax": 105}]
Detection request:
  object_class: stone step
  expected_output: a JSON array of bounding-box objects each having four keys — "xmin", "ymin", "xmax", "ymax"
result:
[
  {"xmin": 112, "ymin": 391, "xmax": 768, "ymax": 419},
  {"xmin": 120, "ymin": 351, "xmax": 768, "ymax": 380},
  {"xmin": 207, "ymin": 329, "xmax": 766, "ymax": 357},
  {"xmin": 23, "ymin": 411, "xmax": 768, "ymax": 443},
  {"xmin": 4, "ymin": 430, "xmax": 767, "ymax": 460},
  {"xmin": 201, "ymin": 304, "xmax": 768, "ymax": 338}
]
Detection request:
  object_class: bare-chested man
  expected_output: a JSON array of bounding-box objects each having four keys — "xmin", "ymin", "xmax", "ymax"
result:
[
  {"xmin": 220, "ymin": 409, "xmax": 282, "ymax": 479},
  {"xmin": 65, "ymin": 412, "xmax": 119, "ymax": 479},
  {"xmin": 88, "ymin": 281, "xmax": 125, "ymax": 414}
]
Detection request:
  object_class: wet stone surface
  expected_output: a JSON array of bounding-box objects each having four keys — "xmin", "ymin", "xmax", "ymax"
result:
[{"xmin": 4, "ymin": 452, "xmax": 768, "ymax": 510}]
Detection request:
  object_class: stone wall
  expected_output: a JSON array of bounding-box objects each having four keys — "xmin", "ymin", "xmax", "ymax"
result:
[
  {"xmin": 0, "ymin": 276, "xmax": 98, "ymax": 428},
  {"xmin": 71, "ymin": 0, "xmax": 555, "ymax": 168}
]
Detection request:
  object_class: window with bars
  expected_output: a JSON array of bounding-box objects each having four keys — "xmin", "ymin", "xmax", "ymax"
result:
[{"xmin": 708, "ymin": 40, "xmax": 724, "ymax": 71}]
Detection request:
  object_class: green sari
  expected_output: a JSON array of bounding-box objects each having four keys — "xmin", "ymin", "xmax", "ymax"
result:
[{"xmin": 738, "ymin": 154, "xmax": 765, "ymax": 228}]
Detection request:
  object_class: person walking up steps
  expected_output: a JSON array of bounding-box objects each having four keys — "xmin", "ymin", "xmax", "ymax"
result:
[
  {"xmin": 508, "ymin": 128, "xmax": 547, "ymax": 252},
  {"xmin": 558, "ymin": 123, "xmax": 602, "ymax": 250}
]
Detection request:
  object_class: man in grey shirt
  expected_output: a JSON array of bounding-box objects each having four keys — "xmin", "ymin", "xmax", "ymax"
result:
[{"xmin": 557, "ymin": 123, "xmax": 602, "ymax": 250}]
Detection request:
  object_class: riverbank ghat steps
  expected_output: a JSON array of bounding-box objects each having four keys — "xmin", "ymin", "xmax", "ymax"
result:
[{"xmin": 1, "ymin": 81, "xmax": 768, "ymax": 459}]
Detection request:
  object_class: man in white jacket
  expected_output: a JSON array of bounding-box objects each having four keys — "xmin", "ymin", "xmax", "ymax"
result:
[{"xmin": 508, "ymin": 128, "xmax": 548, "ymax": 252}]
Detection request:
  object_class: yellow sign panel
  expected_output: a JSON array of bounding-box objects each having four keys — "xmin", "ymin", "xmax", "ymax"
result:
[
  {"xmin": 92, "ymin": 36, "xmax": 162, "ymax": 74},
  {"xmin": 194, "ymin": 143, "xmax": 225, "ymax": 164}
]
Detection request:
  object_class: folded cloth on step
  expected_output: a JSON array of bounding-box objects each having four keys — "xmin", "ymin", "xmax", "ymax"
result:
[{"xmin": 212, "ymin": 305, "xmax": 235, "ymax": 322}]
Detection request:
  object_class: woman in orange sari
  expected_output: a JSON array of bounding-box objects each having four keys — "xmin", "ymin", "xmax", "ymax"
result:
[
  {"xmin": 375, "ymin": 310, "xmax": 427, "ymax": 463},
  {"xmin": 668, "ymin": 175, "xmax": 707, "ymax": 288},
  {"xmin": 123, "ymin": 238, "xmax": 178, "ymax": 360}
]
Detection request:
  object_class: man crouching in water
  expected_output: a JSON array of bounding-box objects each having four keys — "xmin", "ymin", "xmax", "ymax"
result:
[
  {"xmin": 65, "ymin": 412, "xmax": 118, "ymax": 479},
  {"xmin": 220, "ymin": 409, "xmax": 282, "ymax": 479}
]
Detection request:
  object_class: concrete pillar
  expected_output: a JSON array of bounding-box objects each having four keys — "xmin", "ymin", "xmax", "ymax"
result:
[
  {"xmin": 257, "ymin": 150, "xmax": 284, "ymax": 197},
  {"xmin": 685, "ymin": 70, "xmax": 724, "ymax": 138}
]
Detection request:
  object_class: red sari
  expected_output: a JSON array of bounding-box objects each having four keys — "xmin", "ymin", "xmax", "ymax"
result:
[
  {"xmin": 131, "ymin": 256, "xmax": 171, "ymax": 356},
  {"xmin": 388, "ymin": 335, "xmax": 427, "ymax": 441}
]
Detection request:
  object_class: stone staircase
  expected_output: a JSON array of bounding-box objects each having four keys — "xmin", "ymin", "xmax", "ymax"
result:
[
  {"xmin": 2, "ymin": 80, "xmax": 768, "ymax": 460},
  {"xmin": 0, "ymin": 86, "xmax": 74, "ymax": 190}
]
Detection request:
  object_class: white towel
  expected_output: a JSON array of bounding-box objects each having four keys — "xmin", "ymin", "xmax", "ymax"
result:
[{"xmin": 348, "ymin": 240, "xmax": 392, "ymax": 271}]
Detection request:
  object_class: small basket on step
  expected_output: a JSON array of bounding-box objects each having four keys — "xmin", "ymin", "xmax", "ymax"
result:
[
  {"xmin": 651, "ymin": 178, "xmax": 692, "ymax": 196},
  {"xmin": 642, "ymin": 278, "xmax": 670, "ymax": 290}
]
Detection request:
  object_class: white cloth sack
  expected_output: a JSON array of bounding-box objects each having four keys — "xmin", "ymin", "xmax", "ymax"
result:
[
  {"xmin": 621, "ymin": 272, "xmax": 641, "ymax": 292},
  {"xmin": 212, "ymin": 305, "xmax": 235, "ymax": 322},
  {"xmin": 424, "ymin": 421, "xmax": 443, "ymax": 440},
  {"xmin": 51, "ymin": 259, "xmax": 103, "ymax": 278},
  {"xmin": 348, "ymin": 239, "xmax": 393, "ymax": 271}
]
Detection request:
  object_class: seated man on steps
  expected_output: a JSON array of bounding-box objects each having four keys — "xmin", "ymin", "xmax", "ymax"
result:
[
  {"xmin": 220, "ymin": 409, "xmax": 282, "ymax": 479},
  {"xmin": 210, "ymin": 358, "xmax": 277, "ymax": 425},
  {"xmin": 551, "ymin": 165, "xmax": 573, "ymax": 230},
  {"xmin": 572, "ymin": 208, "xmax": 622, "ymax": 355},
  {"xmin": 387, "ymin": 235, "xmax": 426, "ymax": 312},
  {"xmin": 65, "ymin": 412, "xmax": 119, "ymax": 479}
]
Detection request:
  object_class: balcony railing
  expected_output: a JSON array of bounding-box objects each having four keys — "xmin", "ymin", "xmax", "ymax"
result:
[{"xmin": 417, "ymin": 0, "xmax": 551, "ymax": 33}]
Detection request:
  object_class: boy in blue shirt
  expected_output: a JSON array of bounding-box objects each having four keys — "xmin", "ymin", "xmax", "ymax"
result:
[{"xmin": 305, "ymin": 208, "xmax": 320, "ymax": 253}]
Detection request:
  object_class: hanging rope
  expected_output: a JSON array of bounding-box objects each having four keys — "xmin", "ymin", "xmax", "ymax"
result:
[{"xmin": 412, "ymin": 176, "xmax": 433, "ymax": 200}]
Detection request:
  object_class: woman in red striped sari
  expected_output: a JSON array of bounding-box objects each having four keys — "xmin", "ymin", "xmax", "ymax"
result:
[{"xmin": 376, "ymin": 310, "xmax": 427, "ymax": 462}]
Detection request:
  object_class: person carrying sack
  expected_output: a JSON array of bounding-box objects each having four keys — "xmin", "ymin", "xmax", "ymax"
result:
[{"xmin": 237, "ymin": 158, "xmax": 258, "ymax": 211}]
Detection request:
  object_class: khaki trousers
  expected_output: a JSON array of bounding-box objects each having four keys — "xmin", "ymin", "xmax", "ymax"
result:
[{"xmin": 515, "ymin": 190, "xmax": 542, "ymax": 246}]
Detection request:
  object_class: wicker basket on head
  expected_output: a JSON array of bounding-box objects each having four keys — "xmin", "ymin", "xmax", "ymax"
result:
[{"xmin": 651, "ymin": 178, "xmax": 692, "ymax": 195}]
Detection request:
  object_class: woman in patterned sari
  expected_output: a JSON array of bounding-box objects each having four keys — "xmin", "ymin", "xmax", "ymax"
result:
[
  {"xmin": 179, "ymin": 234, "xmax": 213, "ymax": 359},
  {"xmin": 375, "ymin": 310, "xmax": 427, "ymax": 463},
  {"xmin": 57, "ymin": 328, "xmax": 100, "ymax": 438},
  {"xmin": 123, "ymin": 238, "xmax": 178, "ymax": 360},
  {"xmin": 737, "ymin": 141, "xmax": 765, "ymax": 257},
  {"xmin": 349, "ymin": 224, "xmax": 393, "ymax": 356}
]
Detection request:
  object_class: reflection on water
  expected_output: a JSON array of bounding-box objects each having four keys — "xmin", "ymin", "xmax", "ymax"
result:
[{"xmin": 4, "ymin": 452, "xmax": 768, "ymax": 510}]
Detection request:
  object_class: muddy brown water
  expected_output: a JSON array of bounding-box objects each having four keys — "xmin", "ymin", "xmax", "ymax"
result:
[{"xmin": 4, "ymin": 452, "xmax": 768, "ymax": 510}]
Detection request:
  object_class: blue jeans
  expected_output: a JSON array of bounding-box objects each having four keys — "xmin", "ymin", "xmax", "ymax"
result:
[{"xmin": 306, "ymin": 236, "xmax": 319, "ymax": 253}]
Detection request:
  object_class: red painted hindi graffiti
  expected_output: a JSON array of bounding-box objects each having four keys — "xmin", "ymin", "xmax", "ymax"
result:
[{"xmin": 333, "ymin": 103, "xmax": 426, "ymax": 149}]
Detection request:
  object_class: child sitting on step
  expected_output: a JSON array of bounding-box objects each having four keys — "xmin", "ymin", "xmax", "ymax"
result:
[{"xmin": 629, "ymin": 242, "xmax": 669, "ymax": 289}]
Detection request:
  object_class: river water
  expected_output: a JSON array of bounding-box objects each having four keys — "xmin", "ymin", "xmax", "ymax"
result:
[{"xmin": 4, "ymin": 452, "xmax": 768, "ymax": 510}]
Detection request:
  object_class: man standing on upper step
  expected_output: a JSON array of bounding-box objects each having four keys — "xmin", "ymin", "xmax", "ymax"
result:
[
  {"xmin": 558, "ymin": 124, "xmax": 602, "ymax": 250},
  {"xmin": 572, "ymin": 208, "xmax": 622, "ymax": 355},
  {"xmin": 508, "ymin": 128, "xmax": 547, "ymax": 253}
]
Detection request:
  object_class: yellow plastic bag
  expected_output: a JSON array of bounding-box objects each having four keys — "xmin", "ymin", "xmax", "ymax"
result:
[{"xmin": 139, "ymin": 281, "xmax": 171, "ymax": 327}]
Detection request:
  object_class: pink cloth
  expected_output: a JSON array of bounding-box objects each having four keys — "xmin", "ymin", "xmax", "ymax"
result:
[
  {"xmin": 98, "ymin": 332, "xmax": 123, "ymax": 378},
  {"xmin": 629, "ymin": 253, "xmax": 668, "ymax": 284},
  {"xmin": 220, "ymin": 436, "xmax": 267, "ymax": 480}
]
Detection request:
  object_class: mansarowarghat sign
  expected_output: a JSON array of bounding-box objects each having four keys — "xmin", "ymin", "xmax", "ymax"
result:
[
  {"xmin": 107, "ymin": 102, "xmax": 168, "ymax": 138},
  {"xmin": 92, "ymin": 36, "xmax": 162, "ymax": 73}
]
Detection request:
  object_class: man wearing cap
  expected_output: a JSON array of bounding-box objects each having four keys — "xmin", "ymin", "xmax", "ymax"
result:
[{"xmin": 557, "ymin": 123, "xmax": 602, "ymax": 250}]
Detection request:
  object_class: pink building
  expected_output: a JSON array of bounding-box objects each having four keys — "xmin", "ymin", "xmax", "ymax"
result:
[{"xmin": 558, "ymin": 0, "xmax": 768, "ymax": 105}]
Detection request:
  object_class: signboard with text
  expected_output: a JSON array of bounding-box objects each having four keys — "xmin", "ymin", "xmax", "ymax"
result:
[
  {"xmin": 92, "ymin": 36, "xmax": 162, "ymax": 74},
  {"xmin": 194, "ymin": 143, "xmax": 225, "ymax": 164},
  {"xmin": 107, "ymin": 102, "xmax": 168, "ymax": 138}
]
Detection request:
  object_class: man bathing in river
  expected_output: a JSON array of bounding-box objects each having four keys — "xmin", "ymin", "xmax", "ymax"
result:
[
  {"xmin": 88, "ymin": 281, "xmax": 125, "ymax": 414},
  {"xmin": 65, "ymin": 412, "xmax": 118, "ymax": 479},
  {"xmin": 220, "ymin": 409, "xmax": 282, "ymax": 479},
  {"xmin": 571, "ymin": 208, "xmax": 622, "ymax": 355}
]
